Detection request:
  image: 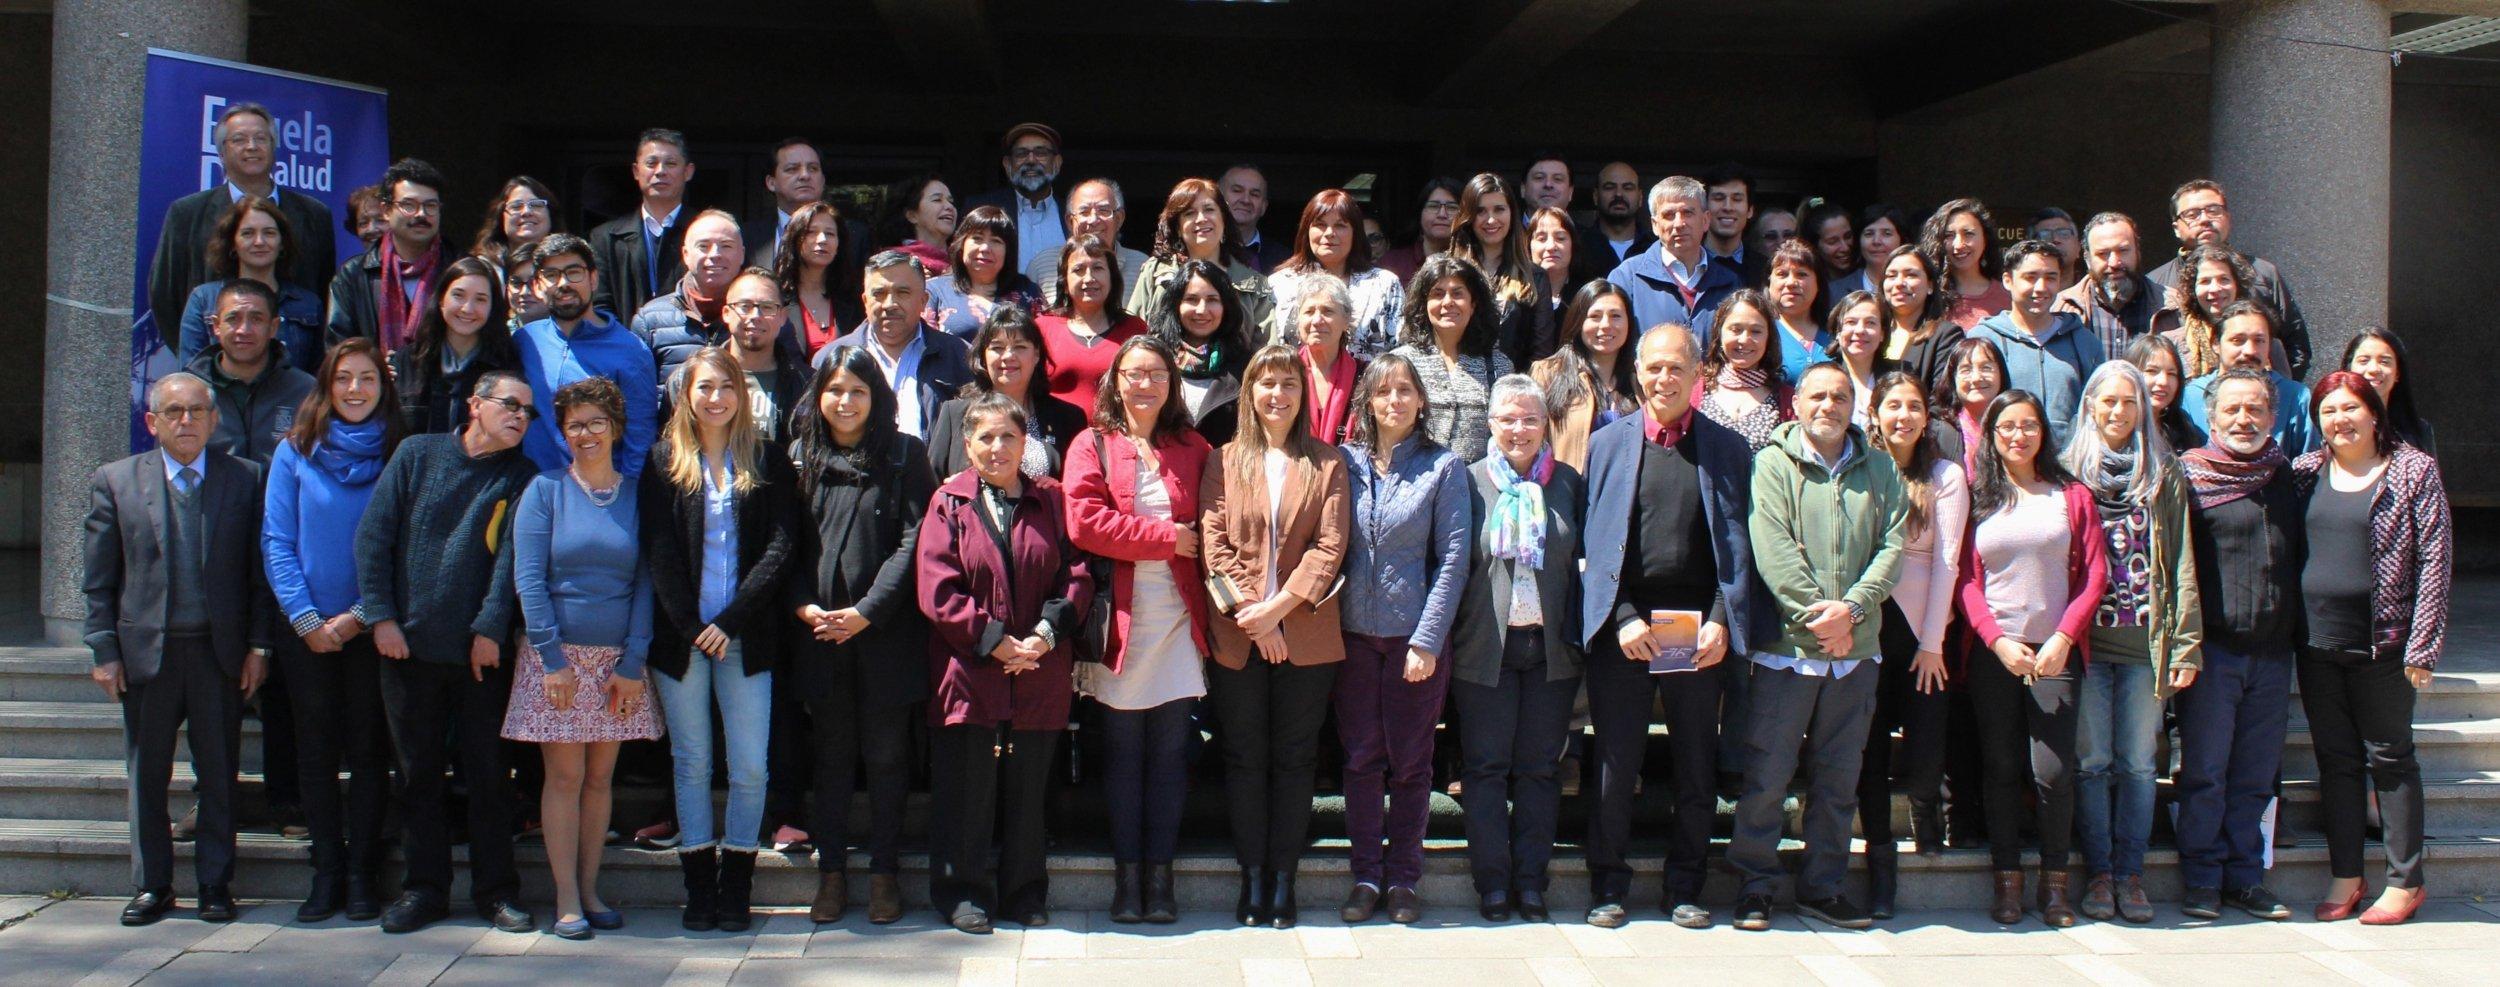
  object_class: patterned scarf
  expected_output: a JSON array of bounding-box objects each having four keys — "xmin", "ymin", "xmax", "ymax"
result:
[
  {"xmin": 2181, "ymin": 438, "xmax": 2286, "ymax": 510},
  {"xmin": 377, "ymin": 234, "xmax": 442, "ymax": 352},
  {"xmin": 1715, "ymin": 364, "xmax": 1770, "ymax": 392},
  {"xmin": 1486, "ymin": 442, "xmax": 1553, "ymax": 569}
]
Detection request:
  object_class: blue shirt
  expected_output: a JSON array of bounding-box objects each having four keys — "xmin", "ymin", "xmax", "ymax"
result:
[
  {"xmin": 1776, "ymin": 319, "xmax": 1830, "ymax": 387},
  {"xmin": 512, "ymin": 470, "xmax": 652, "ymax": 678},
  {"xmin": 2182, "ymin": 370, "xmax": 2317, "ymax": 456},
  {"xmin": 1337, "ymin": 436, "xmax": 1472, "ymax": 655},
  {"xmin": 514, "ymin": 312, "xmax": 660, "ymax": 476},
  {"xmin": 697, "ymin": 460, "xmax": 738, "ymax": 625}
]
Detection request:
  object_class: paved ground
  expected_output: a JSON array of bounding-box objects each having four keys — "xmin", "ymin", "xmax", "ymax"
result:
[{"xmin": 2, "ymin": 896, "xmax": 2495, "ymax": 986}]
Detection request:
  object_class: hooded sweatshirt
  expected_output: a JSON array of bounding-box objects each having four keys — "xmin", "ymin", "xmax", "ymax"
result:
[
  {"xmin": 1966, "ymin": 309, "xmax": 2106, "ymax": 451},
  {"xmin": 1746, "ymin": 420, "xmax": 1911, "ymax": 662}
]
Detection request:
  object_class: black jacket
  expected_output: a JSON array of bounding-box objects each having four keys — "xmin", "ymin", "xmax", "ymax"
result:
[
  {"xmin": 587, "ymin": 210, "xmax": 688, "ymax": 320},
  {"xmin": 1448, "ymin": 457, "xmax": 1584, "ymax": 687},
  {"xmin": 2189, "ymin": 470, "xmax": 2306, "ymax": 653},
  {"xmin": 390, "ymin": 337, "xmax": 520, "ymax": 436},
  {"xmin": 784, "ymin": 432, "xmax": 940, "ymax": 706},
  {"xmin": 640, "ymin": 443, "xmax": 803, "ymax": 680},
  {"xmin": 147, "ymin": 185, "xmax": 336, "ymax": 336},
  {"xmin": 925, "ymin": 392, "xmax": 1089, "ymax": 480}
]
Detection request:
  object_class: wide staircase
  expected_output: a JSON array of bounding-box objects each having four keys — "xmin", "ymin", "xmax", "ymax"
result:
[{"xmin": 3, "ymin": 596, "xmax": 2497, "ymax": 913}]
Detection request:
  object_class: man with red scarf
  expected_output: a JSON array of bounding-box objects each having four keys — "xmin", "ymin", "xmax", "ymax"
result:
[
  {"xmin": 327, "ymin": 158, "xmax": 448, "ymax": 353},
  {"xmin": 2175, "ymin": 367, "xmax": 2304, "ymax": 923}
]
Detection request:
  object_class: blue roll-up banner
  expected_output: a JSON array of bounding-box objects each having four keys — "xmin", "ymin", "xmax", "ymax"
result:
[{"xmin": 128, "ymin": 49, "xmax": 388, "ymax": 450}]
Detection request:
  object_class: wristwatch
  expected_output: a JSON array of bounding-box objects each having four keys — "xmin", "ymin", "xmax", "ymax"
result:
[{"xmin": 1844, "ymin": 601, "xmax": 1867, "ymax": 626}]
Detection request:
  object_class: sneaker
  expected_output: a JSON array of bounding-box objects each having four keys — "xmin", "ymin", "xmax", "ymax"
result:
[
  {"xmin": 2226, "ymin": 886, "xmax": 2291, "ymax": 921},
  {"xmin": 1668, "ymin": 901, "xmax": 1713, "ymax": 929},
  {"xmin": 1795, "ymin": 896, "xmax": 1873, "ymax": 929},
  {"xmin": 632, "ymin": 819, "xmax": 680, "ymax": 850},
  {"xmin": 1733, "ymin": 894, "xmax": 1774, "ymax": 932},
  {"xmin": 2181, "ymin": 886, "xmax": 2222, "ymax": 920}
]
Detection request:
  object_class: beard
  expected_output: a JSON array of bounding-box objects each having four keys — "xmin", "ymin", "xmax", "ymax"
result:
[
  {"xmin": 549, "ymin": 293, "xmax": 589, "ymax": 321},
  {"xmin": 1601, "ymin": 199, "xmax": 1635, "ymax": 220},
  {"xmin": 1013, "ymin": 167, "xmax": 1056, "ymax": 194},
  {"xmin": 2097, "ymin": 272, "xmax": 2137, "ymax": 307}
]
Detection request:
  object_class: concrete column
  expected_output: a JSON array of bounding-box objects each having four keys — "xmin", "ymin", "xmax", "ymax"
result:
[
  {"xmin": 39, "ymin": 0, "xmax": 246, "ymax": 644},
  {"xmin": 2210, "ymin": 0, "xmax": 2391, "ymax": 372}
]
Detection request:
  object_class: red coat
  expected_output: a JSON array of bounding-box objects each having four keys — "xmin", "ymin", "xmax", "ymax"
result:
[
  {"xmin": 1062, "ymin": 427, "xmax": 1214, "ymax": 674},
  {"xmin": 916, "ymin": 471, "xmax": 1093, "ymax": 731}
]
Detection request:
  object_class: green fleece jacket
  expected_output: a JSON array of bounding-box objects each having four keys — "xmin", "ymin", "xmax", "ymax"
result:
[{"xmin": 1748, "ymin": 421, "xmax": 1911, "ymax": 661}]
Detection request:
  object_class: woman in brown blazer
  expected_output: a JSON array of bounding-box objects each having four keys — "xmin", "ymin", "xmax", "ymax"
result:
[{"xmin": 1199, "ymin": 343, "xmax": 1353, "ymax": 930}]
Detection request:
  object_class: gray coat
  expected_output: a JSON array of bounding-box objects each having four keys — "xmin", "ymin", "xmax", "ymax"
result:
[
  {"xmin": 81, "ymin": 449, "xmax": 272, "ymax": 682},
  {"xmin": 1448, "ymin": 456, "xmax": 1585, "ymax": 687}
]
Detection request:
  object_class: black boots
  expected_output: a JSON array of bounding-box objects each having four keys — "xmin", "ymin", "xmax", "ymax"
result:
[
  {"xmin": 1236, "ymin": 867, "xmax": 1268, "ymax": 926},
  {"xmin": 1141, "ymin": 862, "xmax": 1178, "ymax": 924},
  {"xmin": 1909, "ymin": 797, "xmax": 1946, "ymax": 856},
  {"xmin": 1867, "ymin": 844, "xmax": 1900, "ymax": 919},
  {"xmin": 1111, "ymin": 862, "xmax": 1145, "ymax": 924},
  {"xmin": 716, "ymin": 850, "xmax": 759, "ymax": 932},
  {"xmin": 681, "ymin": 847, "xmax": 719, "ymax": 931},
  {"xmin": 298, "ymin": 871, "xmax": 345, "ymax": 923},
  {"xmin": 1265, "ymin": 870, "xmax": 1298, "ymax": 929}
]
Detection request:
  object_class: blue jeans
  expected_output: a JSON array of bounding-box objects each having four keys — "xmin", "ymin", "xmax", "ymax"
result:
[
  {"xmin": 2172, "ymin": 640, "xmax": 2291, "ymax": 891},
  {"xmin": 655, "ymin": 641, "xmax": 773, "ymax": 852},
  {"xmin": 2075, "ymin": 660, "xmax": 2161, "ymax": 879}
]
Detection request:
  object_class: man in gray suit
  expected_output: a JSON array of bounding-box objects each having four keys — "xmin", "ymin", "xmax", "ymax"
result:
[{"xmin": 83, "ymin": 372, "xmax": 272, "ymax": 926}]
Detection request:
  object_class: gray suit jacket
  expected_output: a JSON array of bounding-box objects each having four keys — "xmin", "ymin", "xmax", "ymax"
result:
[
  {"xmin": 81, "ymin": 449, "xmax": 272, "ymax": 682},
  {"xmin": 1447, "ymin": 456, "xmax": 1585, "ymax": 688}
]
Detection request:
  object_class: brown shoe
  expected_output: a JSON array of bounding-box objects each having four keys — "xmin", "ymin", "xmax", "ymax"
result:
[
  {"xmin": 1990, "ymin": 870, "xmax": 2025, "ymax": 925},
  {"xmin": 2117, "ymin": 876, "xmax": 2155, "ymax": 924},
  {"xmin": 2080, "ymin": 874, "xmax": 2117, "ymax": 922},
  {"xmin": 1340, "ymin": 883, "xmax": 1381, "ymax": 923},
  {"xmin": 2038, "ymin": 870, "xmax": 2077, "ymax": 928},
  {"xmin": 1384, "ymin": 885, "xmax": 1423, "ymax": 924},
  {"xmin": 868, "ymin": 874, "xmax": 904, "ymax": 925},
  {"xmin": 810, "ymin": 872, "xmax": 847, "ymax": 923}
]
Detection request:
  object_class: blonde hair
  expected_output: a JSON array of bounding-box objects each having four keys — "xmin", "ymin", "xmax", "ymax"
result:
[{"xmin": 662, "ymin": 346, "xmax": 762, "ymax": 494}]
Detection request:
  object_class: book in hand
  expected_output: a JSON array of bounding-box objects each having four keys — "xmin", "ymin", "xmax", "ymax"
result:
[
  {"xmin": 1647, "ymin": 609, "xmax": 1704, "ymax": 674},
  {"xmin": 1206, "ymin": 572, "xmax": 1348, "ymax": 616}
]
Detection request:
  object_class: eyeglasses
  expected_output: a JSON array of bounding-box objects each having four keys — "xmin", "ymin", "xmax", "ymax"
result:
[
  {"xmin": 502, "ymin": 198, "xmax": 550, "ymax": 215},
  {"xmin": 478, "ymin": 395, "xmax": 538, "ymax": 420},
  {"xmin": 1119, "ymin": 370, "xmax": 1172, "ymax": 386},
  {"xmin": 1422, "ymin": 201, "xmax": 1461, "ymax": 215},
  {"xmin": 538, "ymin": 265, "xmax": 591, "ymax": 285},
  {"xmin": 1993, "ymin": 421, "xmax": 2044, "ymax": 437},
  {"xmin": 152, "ymin": 404, "xmax": 214, "ymax": 421},
  {"xmin": 222, "ymin": 133, "xmax": 273, "ymax": 149},
  {"xmin": 726, "ymin": 300, "xmax": 784, "ymax": 317},
  {"xmin": 394, "ymin": 198, "xmax": 442, "ymax": 216},
  {"xmin": 1008, "ymin": 146, "xmax": 1060, "ymax": 161},
  {"xmin": 2035, "ymin": 228, "xmax": 2078, "ymax": 242},
  {"xmin": 2176, "ymin": 204, "xmax": 2227, "ymax": 222},
  {"xmin": 563, "ymin": 417, "xmax": 614, "ymax": 436}
]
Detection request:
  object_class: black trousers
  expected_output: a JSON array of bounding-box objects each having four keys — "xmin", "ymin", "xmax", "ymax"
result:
[
  {"xmin": 277, "ymin": 634, "xmax": 391, "ymax": 880},
  {"xmin": 927, "ymin": 723, "xmax": 1059, "ymax": 916},
  {"xmin": 767, "ymin": 669, "xmax": 815, "ymax": 833},
  {"xmin": 1859, "ymin": 602, "xmax": 1950, "ymax": 848},
  {"xmin": 257, "ymin": 647, "xmax": 302, "ymax": 808},
  {"xmin": 1967, "ymin": 639, "xmax": 2079, "ymax": 871},
  {"xmin": 2298, "ymin": 646, "xmax": 2427, "ymax": 889},
  {"xmin": 1207, "ymin": 656, "xmax": 1337, "ymax": 872},
  {"xmin": 805, "ymin": 696, "xmax": 913, "ymax": 875},
  {"xmin": 1584, "ymin": 638, "xmax": 1724, "ymax": 904},
  {"xmin": 379, "ymin": 655, "xmax": 517, "ymax": 907},
  {"xmin": 1101, "ymin": 697, "xmax": 1194, "ymax": 865},
  {"xmin": 1451, "ymin": 628, "xmax": 1580, "ymax": 896},
  {"xmin": 123, "ymin": 634, "xmax": 241, "ymax": 892}
]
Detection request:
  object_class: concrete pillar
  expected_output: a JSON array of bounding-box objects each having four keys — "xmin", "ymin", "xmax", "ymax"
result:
[
  {"xmin": 2210, "ymin": 0, "xmax": 2391, "ymax": 373},
  {"xmin": 39, "ymin": 0, "xmax": 247, "ymax": 644}
]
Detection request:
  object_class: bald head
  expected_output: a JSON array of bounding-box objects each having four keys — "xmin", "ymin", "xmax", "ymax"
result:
[
  {"xmin": 1635, "ymin": 323, "xmax": 1702, "ymax": 424},
  {"xmin": 682, "ymin": 210, "xmax": 746, "ymax": 294}
]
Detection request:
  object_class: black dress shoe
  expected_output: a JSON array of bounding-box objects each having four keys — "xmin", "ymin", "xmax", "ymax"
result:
[
  {"xmin": 198, "ymin": 885, "xmax": 236, "ymax": 923},
  {"xmin": 479, "ymin": 898, "xmax": 536, "ymax": 934},
  {"xmin": 1384, "ymin": 885, "xmax": 1423, "ymax": 924},
  {"xmin": 380, "ymin": 891, "xmax": 447, "ymax": 934},
  {"xmin": 122, "ymin": 889, "xmax": 175, "ymax": 926},
  {"xmin": 1479, "ymin": 890, "xmax": 1512, "ymax": 922},
  {"xmin": 1733, "ymin": 894, "xmax": 1775, "ymax": 931},
  {"xmin": 1796, "ymin": 895, "xmax": 1873, "ymax": 929},
  {"xmin": 344, "ymin": 873, "xmax": 382, "ymax": 922},
  {"xmin": 1517, "ymin": 889, "xmax": 1549, "ymax": 922},
  {"xmin": 1340, "ymin": 883, "xmax": 1381, "ymax": 923},
  {"xmin": 297, "ymin": 876, "xmax": 344, "ymax": 922}
]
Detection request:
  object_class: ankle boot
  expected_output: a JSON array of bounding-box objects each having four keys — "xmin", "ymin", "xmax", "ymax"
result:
[
  {"xmin": 680, "ymin": 848, "xmax": 720, "ymax": 931},
  {"xmin": 867, "ymin": 874, "xmax": 903, "ymax": 924},
  {"xmin": 2037, "ymin": 869, "xmax": 2076, "ymax": 927},
  {"xmin": 1236, "ymin": 867, "xmax": 1268, "ymax": 926},
  {"xmin": 345, "ymin": 871, "xmax": 382, "ymax": 922},
  {"xmin": 1990, "ymin": 869, "xmax": 2025, "ymax": 925},
  {"xmin": 1109, "ymin": 862, "xmax": 1145, "ymax": 924},
  {"xmin": 298, "ymin": 870, "xmax": 345, "ymax": 923},
  {"xmin": 716, "ymin": 850, "xmax": 758, "ymax": 932},
  {"xmin": 1142, "ymin": 862, "xmax": 1178, "ymax": 923},
  {"xmin": 1867, "ymin": 844, "xmax": 1899, "ymax": 920},
  {"xmin": 1266, "ymin": 869, "xmax": 1298, "ymax": 929},
  {"xmin": 1909, "ymin": 797, "xmax": 1945, "ymax": 856},
  {"xmin": 810, "ymin": 871, "xmax": 847, "ymax": 924}
]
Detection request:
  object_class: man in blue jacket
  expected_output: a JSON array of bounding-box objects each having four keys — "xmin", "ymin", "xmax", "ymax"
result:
[
  {"xmin": 514, "ymin": 233, "xmax": 659, "ymax": 475},
  {"xmin": 1575, "ymin": 323, "xmax": 1769, "ymax": 930},
  {"xmin": 1966, "ymin": 240, "xmax": 2107, "ymax": 451},
  {"xmin": 1605, "ymin": 176, "xmax": 1741, "ymax": 337}
]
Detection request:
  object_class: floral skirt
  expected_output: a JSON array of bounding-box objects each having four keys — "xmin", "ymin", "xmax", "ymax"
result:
[{"xmin": 500, "ymin": 642, "xmax": 665, "ymax": 744}]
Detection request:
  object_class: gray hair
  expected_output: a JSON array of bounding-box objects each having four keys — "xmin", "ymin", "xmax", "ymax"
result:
[
  {"xmin": 1289, "ymin": 273, "xmax": 1355, "ymax": 344},
  {"xmin": 148, "ymin": 372, "xmax": 210, "ymax": 411},
  {"xmin": 2204, "ymin": 366, "xmax": 2278, "ymax": 418},
  {"xmin": 1646, "ymin": 176, "xmax": 1705, "ymax": 216},
  {"xmin": 2082, "ymin": 211, "xmax": 2138, "ymax": 241},
  {"xmin": 865, "ymin": 249, "xmax": 927, "ymax": 280},
  {"xmin": 2061, "ymin": 360, "xmax": 2170, "ymax": 507},
  {"xmin": 1638, "ymin": 321, "xmax": 1704, "ymax": 365},
  {"xmin": 1073, "ymin": 176, "xmax": 1124, "ymax": 212},
  {"xmin": 1486, "ymin": 373, "xmax": 1549, "ymax": 424},
  {"xmin": 211, "ymin": 103, "xmax": 272, "ymax": 147},
  {"xmin": 471, "ymin": 370, "xmax": 528, "ymax": 401}
]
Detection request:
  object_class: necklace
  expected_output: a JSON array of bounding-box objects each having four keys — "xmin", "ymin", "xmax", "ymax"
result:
[{"xmin": 569, "ymin": 466, "xmax": 621, "ymax": 507}]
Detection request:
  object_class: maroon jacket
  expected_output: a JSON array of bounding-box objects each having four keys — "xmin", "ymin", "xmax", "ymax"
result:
[
  {"xmin": 917, "ymin": 470, "xmax": 1092, "ymax": 731},
  {"xmin": 1062, "ymin": 427, "xmax": 1215, "ymax": 674}
]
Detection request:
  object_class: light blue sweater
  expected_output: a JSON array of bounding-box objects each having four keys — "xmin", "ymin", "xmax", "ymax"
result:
[{"xmin": 512, "ymin": 469, "xmax": 652, "ymax": 678}]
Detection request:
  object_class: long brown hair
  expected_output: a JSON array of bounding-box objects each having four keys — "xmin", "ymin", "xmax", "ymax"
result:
[
  {"xmin": 1150, "ymin": 177, "xmax": 1238, "ymax": 264},
  {"xmin": 1226, "ymin": 343, "xmax": 1330, "ymax": 473},
  {"xmin": 286, "ymin": 337, "xmax": 405, "ymax": 457},
  {"xmin": 1869, "ymin": 371, "xmax": 1940, "ymax": 541}
]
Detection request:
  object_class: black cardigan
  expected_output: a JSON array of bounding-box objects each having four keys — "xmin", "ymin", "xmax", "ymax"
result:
[
  {"xmin": 924, "ymin": 391, "xmax": 1088, "ymax": 480},
  {"xmin": 784, "ymin": 432, "xmax": 941, "ymax": 707},
  {"xmin": 639, "ymin": 442, "xmax": 802, "ymax": 680}
]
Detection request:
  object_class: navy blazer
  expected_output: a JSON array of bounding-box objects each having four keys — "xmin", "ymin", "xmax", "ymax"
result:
[
  {"xmin": 818, "ymin": 322, "xmax": 976, "ymax": 438},
  {"xmin": 1576, "ymin": 408, "xmax": 1771, "ymax": 654}
]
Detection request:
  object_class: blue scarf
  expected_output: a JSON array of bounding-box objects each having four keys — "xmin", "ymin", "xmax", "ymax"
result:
[
  {"xmin": 310, "ymin": 416, "xmax": 388, "ymax": 486},
  {"xmin": 1486, "ymin": 443, "xmax": 1553, "ymax": 569}
]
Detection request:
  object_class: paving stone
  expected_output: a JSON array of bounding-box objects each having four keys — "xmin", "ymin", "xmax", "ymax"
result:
[
  {"xmin": 2050, "ymin": 912, "xmax": 2321, "ymax": 955},
  {"xmin": 1084, "ymin": 911, "xmax": 1306, "ymax": 960},
  {"xmin": 2082, "ymin": 950, "xmax": 2361, "ymax": 985},
  {"xmin": 1343, "ymin": 917, "xmax": 1581, "ymax": 959},
  {"xmin": 1304, "ymin": 958, "xmax": 1539, "ymax": 987},
  {"xmin": 253, "ymin": 915, "xmax": 488, "ymax": 955},
  {"xmin": 730, "ymin": 958, "xmax": 960, "ymax": 986},
  {"xmin": 0, "ymin": 948, "xmax": 115, "ymax": 987},
  {"xmin": 801, "ymin": 913, "xmax": 1025, "ymax": 959},
  {"xmin": 429, "ymin": 955, "xmax": 683, "ymax": 987},
  {"xmin": 1580, "ymin": 956, "xmax": 1827, "ymax": 987},
  {"xmin": 0, "ymin": 895, "xmax": 53, "ymax": 924},
  {"xmin": 1020, "ymin": 958, "xmax": 1247, "ymax": 987},
  {"xmin": 370, "ymin": 953, "xmax": 460, "ymax": 987},
  {"xmin": 1239, "ymin": 957, "xmax": 1316, "ymax": 987},
  {"xmin": 1842, "ymin": 955, "xmax": 2093, "ymax": 986},
  {"xmin": 8, "ymin": 899, "xmax": 221, "ymax": 952},
  {"xmin": 129, "ymin": 950, "xmax": 397, "ymax": 986},
  {"xmin": 2337, "ymin": 947, "xmax": 2500, "ymax": 984},
  {"xmin": 1855, "ymin": 910, "xmax": 2087, "ymax": 956}
]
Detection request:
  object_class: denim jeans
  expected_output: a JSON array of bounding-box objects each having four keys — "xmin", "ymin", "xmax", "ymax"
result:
[
  {"xmin": 2074, "ymin": 660, "xmax": 2161, "ymax": 879},
  {"xmin": 655, "ymin": 641, "xmax": 774, "ymax": 852},
  {"xmin": 2173, "ymin": 640, "xmax": 2292, "ymax": 892}
]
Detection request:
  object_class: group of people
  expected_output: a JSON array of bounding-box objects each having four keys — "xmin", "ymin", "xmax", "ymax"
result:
[{"xmin": 84, "ymin": 106, "xmax": 2451, "ymax": 941}]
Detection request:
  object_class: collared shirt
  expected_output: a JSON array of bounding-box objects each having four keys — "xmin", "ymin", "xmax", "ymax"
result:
[
  {"xmin": 1641, "ymin": 405, "xmax": 1695, "ymax": 448},
  {"xmin": 1751, "ymin": 648, "xmax": 1871, "ymax": 679},
  {"xmin": 866, "ymin": 329, "xmax": 930, "ymax": 439},
  {"xmin": 697, "ymin": 458, "xmax": 738, "ymax": 626},
  {"xmin": 642, "ymin": 203, "xmax": 683, "ymax": 294},
  {"xmin": 1013, "ymin": 193, "xmax": 1065, "ymax": 275},
  {"xmin": 163, "ymin": 448, "xmax": 206, "ymax": 490},
  {"xmin": 773, "ymin": 208, "xmax": 794, "ymax": 247},
  {"xmin": 1662, "ymin": 251, "xmax": 1708, "ymax": 291}
]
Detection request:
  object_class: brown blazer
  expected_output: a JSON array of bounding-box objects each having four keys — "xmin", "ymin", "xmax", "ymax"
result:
[{"xmin": 1198, "ymin": 444, "xmax": 1351, "ymax": 669}]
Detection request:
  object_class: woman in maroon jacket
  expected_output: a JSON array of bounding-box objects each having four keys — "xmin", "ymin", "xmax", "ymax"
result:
[
  {"xmin": 1063, "ymin": 337, "xmax": 1216, "ymax": 924},
  {"xmin": 917, "ymin": 392, "xmax": 1094, "ymax": 935}
]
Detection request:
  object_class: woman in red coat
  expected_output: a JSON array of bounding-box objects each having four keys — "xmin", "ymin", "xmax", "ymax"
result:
[
  {"xmin": 916, "ymin": 392, "xmax": 1094, "ymax": 935},
  {"xmin": 1063, "ymin": 337, "xmax": 1216, "ymax": 924}
]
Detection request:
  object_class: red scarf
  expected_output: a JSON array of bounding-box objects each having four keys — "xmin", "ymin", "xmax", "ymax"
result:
[
  {"xmin": 377, "ymin": 235, "xmax": 442, "ymax": 352},
  {"xmin": 680, "ymin": 274, "xmax": 725, "ymax": 327},
  {"xmin": 2181, "ymin": 439, "xmax": 2288, "ymax": 510},
  {"xmin": 1301, "ymin": 345, "xmax": 1358, "ymax": 444}
]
